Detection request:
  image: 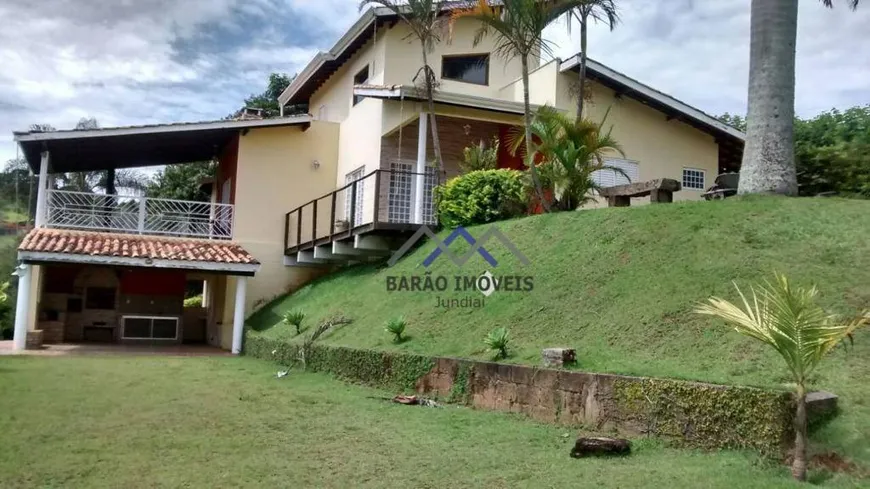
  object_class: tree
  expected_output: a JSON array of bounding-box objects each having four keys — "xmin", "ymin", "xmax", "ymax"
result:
[
  {"xmin": 717, "ymin": 113, "xmax": 747, "ymax": 132},
  {"xmin": 146, "ymin": 162, "xmax": 216, "ymax": 202},
  {"xmin": 508, "ymin": 105, "xmax": 626, "ymax": 210},
  {"xmin": 739, "ymin": 0, "xmax": 859, "ymax": 196},
  {"xmin": 696, "ymin": 273, "xmax": 868, "ymax": 481},
  {"xmin": 242, "ymin": 73, "xmax": 293, "ymax": 117},
  {"xmin": 568, "ymin": 0, "xmax": 619, "ymax": 120},
  {"xmin": 452, "ymin": 0, "xmax": 588, "ymax": 212},
  {"xmin": 359, "ymin": 0, "xmax": 446, "ymax": 173}
]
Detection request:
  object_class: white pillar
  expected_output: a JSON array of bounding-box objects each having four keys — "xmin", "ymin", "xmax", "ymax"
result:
[
  {"xmin": 231, "ymin": 276, "xmax": 247, "ymax": 354},
  {"xmin": 34, "ymin": 151, "xmax": 49, "ymax": 227},
  {"xmin": 12, "ymin": 265, "xmax": 32, "ymax": 351},
  {"xmin": 413, "ymin": 112, "xmax": 428, "ymax": 224}
]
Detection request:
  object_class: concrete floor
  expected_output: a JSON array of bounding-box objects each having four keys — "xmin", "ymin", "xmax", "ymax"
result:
[{"xmin": 0, "ymin": 341, "xmax": 230, "ymax": 357}]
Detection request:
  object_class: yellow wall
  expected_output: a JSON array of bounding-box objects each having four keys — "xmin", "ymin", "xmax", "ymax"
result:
[
  {"xmin": 382, "ymin": 17, "xmax": 534, "ymax": 99},
  {"xmin": 226, "ymin": 121, "xmax": 340, "ymax": 346},
  {"xmin": 309, "ymin": 27, "xmax": 387, "ymax": 124},
  {"xmin": 579, "ymin": 81, "xmax": 719, "ymax": 202}
]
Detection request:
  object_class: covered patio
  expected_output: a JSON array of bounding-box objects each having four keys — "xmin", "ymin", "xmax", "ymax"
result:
[{"xmin": 9, "ymin": 118, "xmax": 298, "ymax": 353}]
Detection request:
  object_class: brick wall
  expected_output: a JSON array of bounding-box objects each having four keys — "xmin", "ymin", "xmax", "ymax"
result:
[{"xmin": 245, "ymin": 337, "xmax": 798, "ymax": 456}]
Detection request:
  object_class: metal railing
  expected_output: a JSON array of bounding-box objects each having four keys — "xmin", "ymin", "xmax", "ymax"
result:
[
  {"xmin": 283, "ymin": 168, "xmax": 440, "ymax": 252},
  {"xmin": 46, "ymin": 189, "xmax": 234, "ymax": 239}
]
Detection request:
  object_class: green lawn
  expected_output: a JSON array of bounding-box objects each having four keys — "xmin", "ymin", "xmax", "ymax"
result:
[
  {"xmin": 249, "ymin": 196, "xmax": 870, "ymax": 467},
  {"xmin": 0, "ymin": 356, "xmax": 862, "ymax": 488}
]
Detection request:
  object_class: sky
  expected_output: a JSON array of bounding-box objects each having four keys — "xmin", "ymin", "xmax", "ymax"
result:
[{"xmin": 1, "ymin": 0, "xmax": 868, "ymax": 166}]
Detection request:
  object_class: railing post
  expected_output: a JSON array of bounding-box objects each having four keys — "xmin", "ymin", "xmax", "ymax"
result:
[
  {"xmin": 137, "ymin": 197, "xmax": 147, "ymax": 234},
  {"xmin": 296, "ymin": 209, "xmax": 302, "ymax": 247},
  {"xmin": 349, "ymin": 179, "xmax": 358, "ymax": 229},
  {"xmin": 284, "ymin": 212, "xmax": 290, "ymax": 251},
  {"xmin": 373, "ymin": 170, "xmax": 381, "ymax": 226},
  {"xmin": 329, "ymin": 191, "xmax": 337, "ymax": 238},
  {"xmin": 312, "ymin": 199, "xmax": 318, "ymax": 243}
]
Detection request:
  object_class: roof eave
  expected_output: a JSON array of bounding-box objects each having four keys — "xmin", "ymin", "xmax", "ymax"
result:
[
  {"xmin": 559, "ymin": 55, "xmax": 746, "ymax": 142},
  {"xmin": 278, "ymin": 7, "xmax": 402, "ymax": 106},
  {"xmin": 353, "ymin": 85, "xmax": 531, "ymax": 116},
  {"xmin": 13, "ymin": 115, "xmax": 313, "ymax": 143}
]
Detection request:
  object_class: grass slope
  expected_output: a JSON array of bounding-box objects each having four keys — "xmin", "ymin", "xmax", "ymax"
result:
[
  {"xmin": 0, "ymin": 356, "xmax": 860, "ymax": 488},
  {"xmin": 249, "ymin": 196, "xmax": 870, "ymax": 466}
]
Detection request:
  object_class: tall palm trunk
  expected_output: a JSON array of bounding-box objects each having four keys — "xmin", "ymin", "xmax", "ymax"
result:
[
  {"xmin": 106, "ymin": 169, "xmax": 116, "ymax": 195},
  {"xmin": 791, "ymin": 384, "xmax": 809, "ymax": 481},
  {"xmin": 521, "ymin": 55, "xmax": 548, "ymax": 211},
  {"xmin": 575, "ymin": 14, "xmax": 588, "ymax": 120},
  {"xmin": 739, "ymin": 0, "xmax": 799, "ymax": 195},
  {"xmin": 421, "ymin": 49, "xmax": 445, "ymax": 175}
]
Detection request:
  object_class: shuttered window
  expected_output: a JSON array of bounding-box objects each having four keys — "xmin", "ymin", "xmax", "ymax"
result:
[{"xmin": 591, "ymin": 159, "xmax": 639, "ymax": 188}]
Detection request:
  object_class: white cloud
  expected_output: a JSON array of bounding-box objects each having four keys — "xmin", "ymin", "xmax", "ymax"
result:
[{"xmin": 1, "ymin": 0, "xmax": 867, "ymax": 167}]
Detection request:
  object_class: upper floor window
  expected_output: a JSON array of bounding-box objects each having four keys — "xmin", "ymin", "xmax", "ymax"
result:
[
  {"xmin": 682, "ymin": 168, "xmax": 706, "ymax": 190},
  {"xmin": 352, "ymin": 65, "xmax": 370, "ymax": 106},
  {"xmin": 441, "ymin": 54, "xmax": 489, "ymax": 86}
]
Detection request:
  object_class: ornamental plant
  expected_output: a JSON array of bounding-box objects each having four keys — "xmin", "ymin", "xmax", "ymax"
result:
[
  {"xmin": 283, "ymin": 309, "xmax": 306, "ymax": 336},
  {"xmin": 484, "ymin": 326, "xmax": 510, "ymax": 360},
  {"xmin": 696, "ymin": 273, "xmax": 868, "ymax": 482},
  {"xmin": 385, "ymin": 316, "xmax": 407, "ymax": 343},
  {"xmin": 434, "ymin": 169, "xmax": 526, "ymax": 228}
]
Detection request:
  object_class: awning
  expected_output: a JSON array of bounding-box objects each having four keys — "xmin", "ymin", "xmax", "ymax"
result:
[
  {"xmin": 13, "ymin": 116, "xmax": 312, "ymax": 173},
  {"xmin": 18, "ymin": 228, "xmax": 260, "ymax": 276}
]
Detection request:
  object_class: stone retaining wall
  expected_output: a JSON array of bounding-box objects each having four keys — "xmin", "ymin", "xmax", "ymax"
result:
[{"xmin": 245, "ymin": 335, "xmax": 795, "ymax": 455}]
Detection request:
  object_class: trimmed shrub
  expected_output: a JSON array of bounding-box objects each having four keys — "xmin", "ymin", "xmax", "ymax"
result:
[
  {"xmin": 434, "ymin": 169, "xmax": 526, "ymax": 228},
  {"xmin": 183, "ymin": 295, "xmax": 202, "ymax": 308}
]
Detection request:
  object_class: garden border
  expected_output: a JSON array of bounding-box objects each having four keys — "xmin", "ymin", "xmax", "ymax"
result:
[{"xmin": 245, "ymin": 335, "xmax": 800, "ymax": 456}]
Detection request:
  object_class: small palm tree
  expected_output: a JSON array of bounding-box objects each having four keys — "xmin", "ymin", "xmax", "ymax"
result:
[
  {"xmin": 507, "ymin": 106, "xmax": 625, "ymax": 210},
  {"xmin": 385, "ymin": 316, "xmax": 408, "ymax": 343},
  {"xmin": 460, "ymin": 137, "xmax": 500, "ymax": 173},
  {"xmin": 452, "ymin": 0, "xmax": 589, "ymax": 212},
  {"xmin": 567, "ymin": 0, "xmax": 619, "ymax": 120},
  {"xmin": 696, "ymin": 273, "xmax": 868, "ymax": 482},
  {"xmin": 283, "ymin": 309, "xmax": 306, "ymax": 335},
  {"xmin": 360, "ymin": 0, "xmax": 446, "ymax": 172},
  {"xmin": 484, "ymin": 326, "xmax": 510, "ymax": 359}
]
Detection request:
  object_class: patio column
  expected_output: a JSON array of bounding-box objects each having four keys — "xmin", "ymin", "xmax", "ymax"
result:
[
  {"xmin": 231, "ymin": 276, "xmax": 247, "ymax": 354},
  {"xmin": 413, "ymin": 112, "xmax": 428, "ymax": 224},
  {"xmin": 34, "ymin": 151, "xmax": 49, "ymax": 228},
  {"xmin": 12, "ymin": 264, "xmax": 32, "ymax": 351}
]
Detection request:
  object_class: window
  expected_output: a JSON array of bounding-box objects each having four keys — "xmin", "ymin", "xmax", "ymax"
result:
[
  {"xmin": 121, "ymin": 316, "xmax": 179, "ymax": 340},
  {"xmin": 592, "ymin": 159, "xmax": 639, "ymax": 188},
  {"xmin": 387, "ymin": 160, "xmax": 437, "ymax": 225},
  {"xmin": 352, "ymin": 65, "xmax": 370, "ymax": 106},
  {"xmin": 344, "ymin": 167, "xmax": 365, "ymax": 226},
  {"xmin": 85, "ymin": 287, "xmax": 116, "ymax": 310},
  {"xmin": 441, "ymin": 54, "xmax": 489, "ymax": 85},
  {"xmin": 682, "ymin": 168, "xmax": 706, "ymax": 190}
]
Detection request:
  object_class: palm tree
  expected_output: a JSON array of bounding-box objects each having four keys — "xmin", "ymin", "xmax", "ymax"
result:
[
  {"xmin": 359, "ymin": 0, "xmax": 446, "ymax": 172},
  {"xmin": 696, "ymin": 273, "xmax": 868, "ymax": 482},
  {"xmin": 567, "ymin": 0, "xmax": 619, "ymax": 120},
  {"xmin": 452, "ymin": 0, "xmax": 588, "ymax": 212},
  {"xmin": 508, "ymin": 105, "xmax": 626, "ymax": 210},
  {"xmin": 739, "ymin": 0, "xmax": 859, "ymax": 196}
]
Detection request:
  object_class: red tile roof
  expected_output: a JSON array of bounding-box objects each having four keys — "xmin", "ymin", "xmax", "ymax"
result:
[{"xmin": 19, "ymin": 228, "xmax": 259, "ymax": 265}]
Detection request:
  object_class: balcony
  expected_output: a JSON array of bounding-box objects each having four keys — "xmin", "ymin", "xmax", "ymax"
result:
[
  {"xmin": 284, "ymin": 169, "xmax": 438, "ymax": 258},
  {"xmin": 46, "ymin": 189, "xmax": 234, "ymax": 240}
]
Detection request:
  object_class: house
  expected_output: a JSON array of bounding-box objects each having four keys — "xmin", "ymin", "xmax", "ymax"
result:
[{"xmin": 9, "ymin": 6, "xmax": 744, "ymax": 353}]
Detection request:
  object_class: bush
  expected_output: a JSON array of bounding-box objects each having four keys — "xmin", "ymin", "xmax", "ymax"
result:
[
  {"xmin": 283, "ymin": 309, "xmax": 306, "ymax": 335},
  {"xmin": 460, "ymin": 137, "xmax": 499, "ymax": 173},
  {"xmin": 183, "ymin": 295, "xmax": 203, "ymax": 308},
  {"xmin": 385, "ymin": 316, "xmax": 407, "ymax": 343},
  {"xmin": 434, "ymin": 169, "xmax": 527, "ymax": 228},
  {"xmin": 484, "ymin": 327, "xmax": 510, "ymax": 360}
]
